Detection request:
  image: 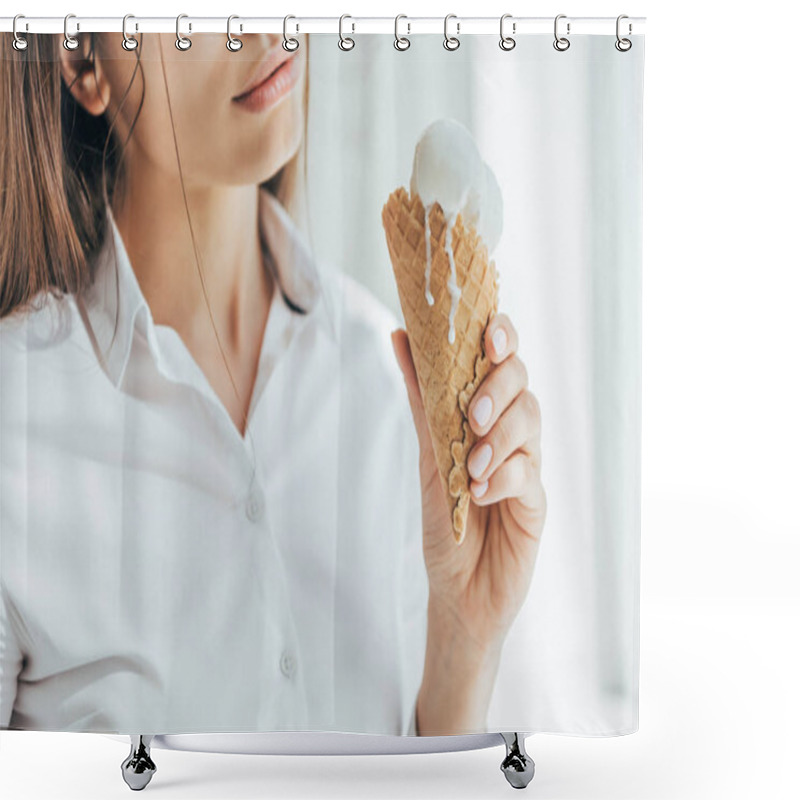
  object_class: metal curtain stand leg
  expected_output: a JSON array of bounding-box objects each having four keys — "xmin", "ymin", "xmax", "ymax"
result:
[
  {"xmin": 121, "ymin": 735, "xmax": 157, "ymax": 790},
  {"xmin": 117, "ymin": 732, "xmax": 532, "ymax": 790},
  {"xmin": 500, "ymin": 732, "xmax": 535, "ymax": 789}
]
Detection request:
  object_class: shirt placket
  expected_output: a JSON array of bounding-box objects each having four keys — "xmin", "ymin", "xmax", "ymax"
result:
[
  {"xmin": 249, "ymin": 305, "xmax": 312, "ymax": 730},
  {"xmin": 242, "ymin": 466, "xmax": 309, "ymax": 731},
  {"xmin": 147, "ymin": 290, "xmax": 311, "ymax": 731}
]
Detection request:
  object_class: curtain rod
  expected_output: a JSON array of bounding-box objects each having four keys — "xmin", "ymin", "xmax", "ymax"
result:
[{"xmin": 0, "ymin": 16, "xmax": 646, "ymax": 36}]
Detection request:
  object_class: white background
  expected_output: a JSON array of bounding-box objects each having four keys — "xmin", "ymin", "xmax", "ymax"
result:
[{"xmin": 1, "ymin": 1, "xmax": 798, "ymax": 799}]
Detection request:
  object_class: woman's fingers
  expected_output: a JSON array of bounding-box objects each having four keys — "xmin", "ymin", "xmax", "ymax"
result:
[
  {"xmin": 485, "ymin": 313, "xmax": 519, "ymax": 365},
  {"xmin": 467, "ymin": 389, "xmax": 541, "ymax": 484},
  {"xmin": 468, "ymin": 354, "xmax": 529, "ymax": 437},
  {"xmin": 470, "ymin": 450, "xmax": 543, "ymax": 510}
]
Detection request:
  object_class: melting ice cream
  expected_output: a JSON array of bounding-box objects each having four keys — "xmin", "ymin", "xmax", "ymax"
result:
[{"xmin": 409, "ymin": 118, "xmax": 503, "ymax": 343}]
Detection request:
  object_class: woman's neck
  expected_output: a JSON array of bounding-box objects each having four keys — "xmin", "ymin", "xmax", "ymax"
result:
[{"xmin": 112, "ymin": 160, "xmax": 272, "ymax": 350}]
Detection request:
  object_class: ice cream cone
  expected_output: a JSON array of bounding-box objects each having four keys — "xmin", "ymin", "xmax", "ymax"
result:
[{"xmin": 382, "ymin": 186, "xmax": 499, "ymax": 544}]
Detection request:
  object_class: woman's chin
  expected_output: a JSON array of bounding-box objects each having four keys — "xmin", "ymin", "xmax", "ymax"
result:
[
  {"xmin": 228, "ymin": 156, "xmax": 294, "ymax": 188},
  {"xmin": 227, "ymin": 94, "xmax": 304, "ymax": 185},
  {"xmin": 243, "ymin": 143, "xmax": 303, "ymax": 187}
]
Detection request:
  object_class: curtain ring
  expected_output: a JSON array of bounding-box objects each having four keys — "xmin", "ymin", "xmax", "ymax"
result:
[
  {"xmin": 553, "ymin": 14, "xmax": 570, "ymax": 51},
  {"xmin": 283, "ymin": 15, "xmax": 299, "ymax": 51},
  {"xmin": 175, "ymin": 14, "xmax": 192, "ymax": 51},
  {"xmin": 12, "ymin": 14, "xmax": 28, "ymax": 51},
  {"xmin": 394, "ymin": 14, "xmax": 410, "ymax": 51},
  {"xmin": 339, "ymin": 14, "xmax": 355, "ymax": 51},
  {"xmin": 63, "ymin": 14, "xmax": 79, "ymax": 51},
  {"xmin": 443, "ymin": 14, "xmax": 460, "ymax": 51},
  {"xmin": 122, "ymin": 14, "xmax": 139, "ymax": 50},
  {"xmin": 615, "ymin": 14, "xmax": 632, "ymax": 51},
  {"xmin": 499, "ymin": 13, "xmax": 515, "ymax": 51},
  {"xmin": 227, "ymin": 15, "xmax": 243, "ymax": 51}
]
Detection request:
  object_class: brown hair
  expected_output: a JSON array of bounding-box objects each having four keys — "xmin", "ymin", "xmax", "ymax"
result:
[{"xmin": 0, "ymin": 33, "xmax": 311, "ymax": 321}]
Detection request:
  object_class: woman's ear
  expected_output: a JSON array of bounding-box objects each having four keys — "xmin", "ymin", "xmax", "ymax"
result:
[{"xmin": 59, "ymin": 39, "xmax": 111, "ymax": 117}]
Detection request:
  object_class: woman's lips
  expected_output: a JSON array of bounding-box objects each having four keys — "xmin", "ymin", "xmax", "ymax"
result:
[{"xmin": 232, "ymin": 52, "xmax": 301, "ymax": 113}]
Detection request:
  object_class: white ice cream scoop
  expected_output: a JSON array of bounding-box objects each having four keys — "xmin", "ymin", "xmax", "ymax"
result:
[{"xmin": 410, "ymin": 117, "xmax": 503, "ymax": 255}]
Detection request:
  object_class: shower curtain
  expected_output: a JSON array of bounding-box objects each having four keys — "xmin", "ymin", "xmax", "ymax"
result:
[{"xmin": 0, "ymin": 24, "xmax": 643, "ymax": 740}]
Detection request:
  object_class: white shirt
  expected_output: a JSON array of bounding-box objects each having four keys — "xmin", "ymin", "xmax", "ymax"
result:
[{"xmin": 0, "ymin": 186, "xmax": 428, "ymax": 736}]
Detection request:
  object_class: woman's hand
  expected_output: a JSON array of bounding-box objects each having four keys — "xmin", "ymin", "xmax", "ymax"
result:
[
  {"xmin": 392, "ymin": 312, "xmax": 546, "ymax": 646},
  {"xmin": 392, "ymin": 313, "xmax": 546, "ymax": 733}
]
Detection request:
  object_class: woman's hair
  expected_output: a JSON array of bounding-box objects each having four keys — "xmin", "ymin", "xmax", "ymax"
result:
[{"xmin": 0, "ymin": 33, "xmax": 311, "ymax": 321}]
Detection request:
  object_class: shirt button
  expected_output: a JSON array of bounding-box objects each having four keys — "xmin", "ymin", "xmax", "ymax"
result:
[
  {"xmin": 279, "ymin": 649, "xmax": 297, "ymax": 679},
  {"xmin": 245, "ymin": 486, "xmax": 265, "ymax": 523}
]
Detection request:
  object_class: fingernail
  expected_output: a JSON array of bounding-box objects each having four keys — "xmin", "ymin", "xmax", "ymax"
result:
[
  {"xmin": 472, "ymin": 480, "xmax": 488, "ymax": 499},
  {"xmin": 492, "ymin": 327, "xmax": 507, "ymax": 357},
  {"xmin": 472, "ymin": 395, "xmax": 493, "ymax": 428},
  {"xmin": 470, "ymin": 444, "xmax": 492, "ymax": 478}
]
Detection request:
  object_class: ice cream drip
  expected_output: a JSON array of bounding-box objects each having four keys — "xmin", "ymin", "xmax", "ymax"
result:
[
  {"xmin": 443, "ymin": 209, "xmax": 462, "ymax": 343},
  {"xmin": 423, "ymin": 205, "xmax": 434, "ymax": 306},
  {"xmin": 409, "ymin": 118, "xmax": 503, "ymax": 344}
]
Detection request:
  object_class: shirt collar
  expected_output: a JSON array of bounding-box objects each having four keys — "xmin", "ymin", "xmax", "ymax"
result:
[{"xmin": 76, "ymin": 185, "xmax": 339, "ymax": 390}]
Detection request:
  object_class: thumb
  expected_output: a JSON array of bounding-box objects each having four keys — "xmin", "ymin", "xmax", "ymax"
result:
[{"xmin": 391, "ymin": 328, "xmax": 430, "ymax": 449}]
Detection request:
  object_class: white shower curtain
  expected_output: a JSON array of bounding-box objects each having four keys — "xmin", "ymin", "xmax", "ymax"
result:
[{"xmin": 1, "ymin": 26, "xmax": 642, "ymax": 739}]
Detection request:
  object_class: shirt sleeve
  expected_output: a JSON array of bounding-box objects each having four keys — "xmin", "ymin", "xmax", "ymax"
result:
[
  {"xmin": 399, "ymin": 402, "xmax": 428, "ymax": 737},
  {"xmin": 0, "ymin": 585, "xmax": 24, "ymax": 729},
  {"xmin": 406, "ymin": 690, "xmax": 420, "ymax": 736}
]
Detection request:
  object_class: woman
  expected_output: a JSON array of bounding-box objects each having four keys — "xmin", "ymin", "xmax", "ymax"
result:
[{"xmin": 0, "ymin": 32, "xmax": 546, "ymax": 737}]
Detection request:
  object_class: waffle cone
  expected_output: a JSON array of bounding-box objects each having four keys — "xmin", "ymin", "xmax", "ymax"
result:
[{"xmin": 382, "ymin": 186, "xmax": 499, "ymax": 544}]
